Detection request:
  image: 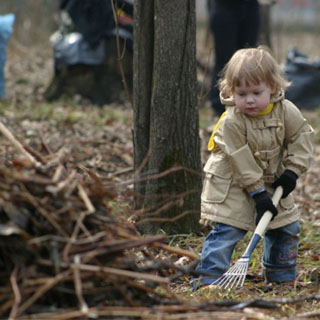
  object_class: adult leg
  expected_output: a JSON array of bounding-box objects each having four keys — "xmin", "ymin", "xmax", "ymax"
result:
[
  {"xmin": 209, "ymin": 2, "xmax": 238, "ymax": 116},
  {"xmin": 238, "ymin": 1, "xmax": 260, "ymax": 48},
  {"xmin": 263, "ymin": 221, "xmax": 300, "ymax": 283},
  {"xmin": 192, "ymin": 223, "xmax": 247, "ymax": 289}
]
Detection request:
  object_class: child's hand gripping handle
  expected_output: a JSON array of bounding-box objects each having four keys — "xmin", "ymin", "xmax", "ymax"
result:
[{"xmin": 254, "ymin": 186, "xmax": 283, "ymax": 237}]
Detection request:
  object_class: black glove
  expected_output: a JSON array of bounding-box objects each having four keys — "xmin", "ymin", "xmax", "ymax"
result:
[
  {"xmin": 272, "ymin": 170, "xmax": 298, "ymax": 199},
  {"xmin": 253, "ymin": 190, "xmax": 278, "ymax": 225}
]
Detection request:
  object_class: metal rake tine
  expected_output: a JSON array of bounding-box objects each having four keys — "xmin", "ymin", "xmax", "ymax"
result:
[
  {"xmin": 228, "ymin": 263, "xmax": 246, "ymax": 289},
  {"xmin": 221, "ymin": 263, "xmax": 242, "ymax": 289},
  {"xmin": 229, "ymin": 264, "xmax": 244, "ymax": 289},
  {"xmin": 238, "ymin": 261, "xmax": 249, "ymax": 287},
  {"xmin": 234, "ymin": 263, "xmax": 248, "ymax": 288},
  {"xmin": 239, "ymin": 263, "xmax": 249, "ymax": 287},
  {"xmin": 225, "ymin": 266, "xmax": 242, "ymax": 288},
  {"xmin": 218, "ymin": 265, "xmax": 236, "ymax": 288},
  {"xmin": 225, "ymin": 275, "xmax": 237, "ymax": 289},
  {"xmin": 214, "ymin": 260, "xmax": 248, "ymax": 289},
  {"xmin": 223, "ymin": 270, "xmax": 238, "ymax": 289},
  {"xmin": 220, "ymin": 276, "xmax": 231, "ymax": 288},
  {"xmin": 214, "ymin": 273, "xmax": 228, "ymax": 287},
  {"xmin": 214, "ymin": 274, "xmax": 226, "ymax": 287},
  {"xmin": 219, "ymin": 259, "xmax": 249, "ymax": 289}
]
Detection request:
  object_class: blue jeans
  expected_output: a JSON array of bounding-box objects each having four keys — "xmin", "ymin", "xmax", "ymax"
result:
[
  {"xmin": 193, "ymin": 221, "xmax": 299, "ymax": 288},
  {"xmin": 262, "ymin": 221, "xmax": 300, "ymax": 282}
]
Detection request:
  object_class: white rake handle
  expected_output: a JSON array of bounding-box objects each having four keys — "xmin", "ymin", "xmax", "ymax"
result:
[{"xmin": 254, "ymin": 186, "xmax": 283, "ymax": 237}]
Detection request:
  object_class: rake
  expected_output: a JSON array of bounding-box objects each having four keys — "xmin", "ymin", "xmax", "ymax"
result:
[{"xmin": 213, "ymin": 186, "xmax": 283, "ymax": 290}]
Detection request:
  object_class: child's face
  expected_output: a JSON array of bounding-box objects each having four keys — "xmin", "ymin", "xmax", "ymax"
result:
[{"xmin": 233, "ymin": 80, "xmax": 274, "ymax": 116}]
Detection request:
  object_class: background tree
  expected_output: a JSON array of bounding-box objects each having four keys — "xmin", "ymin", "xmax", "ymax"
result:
[{"xmin": 133, "ymin": 0, "xmax": 202, "ymax": 234}]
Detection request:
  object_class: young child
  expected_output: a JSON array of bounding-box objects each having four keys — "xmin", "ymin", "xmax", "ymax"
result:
[{"xmin": 193, "ymin": 47, "xmax": 314, "ymax": 289}]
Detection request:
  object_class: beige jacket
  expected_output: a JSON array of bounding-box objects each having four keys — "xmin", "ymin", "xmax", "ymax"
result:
[{"xmin": 201, "ymin": 91, "xmax": 314, "ymax": 231}]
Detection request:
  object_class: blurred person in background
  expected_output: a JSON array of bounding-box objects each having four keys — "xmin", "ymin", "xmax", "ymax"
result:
[
  {"xmin": 0, "ymin": 13, "xmax": 15, "ymax": 100},
  {"xmin": 208, "ymin": 0, "xmax": 260, "ymax": 117}
]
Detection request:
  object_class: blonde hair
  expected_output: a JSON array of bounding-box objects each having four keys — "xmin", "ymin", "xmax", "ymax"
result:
[{"xmin": 219, "ymin": 47, "xmax": 290, "ymax": 97}]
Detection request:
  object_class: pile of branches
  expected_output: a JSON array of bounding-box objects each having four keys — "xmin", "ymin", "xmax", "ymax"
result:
[
  {"xmin": 1, "ymin": 121, "xmax": 319, "ymax": 320},
  {"xmin": 0, "ymin": 122, "xmax": 200, "ymax": 319}
]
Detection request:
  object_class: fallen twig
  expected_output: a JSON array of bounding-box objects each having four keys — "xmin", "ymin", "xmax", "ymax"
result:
[{"xmin": 0, "ymin": 120, "xmax": 41, "ymax": 167}]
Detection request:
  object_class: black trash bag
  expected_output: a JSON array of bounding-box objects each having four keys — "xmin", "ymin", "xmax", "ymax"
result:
[
  {"xmin": 284, "ymin": 47, "xmax": 320, "ymax": 109},
  {"xmin": 51, "ymin": 32, "xmax": 106, "ymax": 72},
  {"xmin": 52, "ymin": 0, "xmax": 133, "ymax": 73}
]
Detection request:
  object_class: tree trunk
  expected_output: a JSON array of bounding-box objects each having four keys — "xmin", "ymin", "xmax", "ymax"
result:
[{"xmin": 133, "ymin": 0, "xmax": 201, "ymax": 235}]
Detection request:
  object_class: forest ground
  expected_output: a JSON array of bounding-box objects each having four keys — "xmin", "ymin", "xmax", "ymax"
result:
[{"xmin": 0, "ymin": 26, "xmax": 319, "ymax": 319}]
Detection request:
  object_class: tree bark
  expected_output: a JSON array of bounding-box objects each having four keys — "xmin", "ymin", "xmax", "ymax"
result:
[{"xmin": 133, "ymin": 0, "xmax": 201, "ymax": 235}]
